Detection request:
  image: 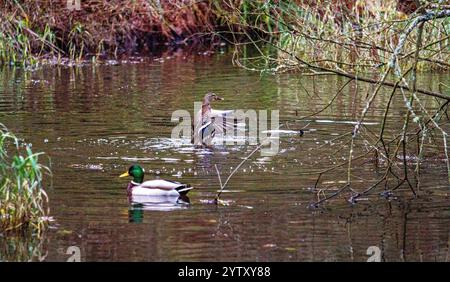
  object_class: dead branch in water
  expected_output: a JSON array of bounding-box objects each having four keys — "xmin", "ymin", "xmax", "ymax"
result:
[
  {"xmin": 214, "ymin": 144, "xmax": 262, "ymax": 203},
  {"xmin": 221, "ymin": 1, "xmax": 450, "ymax": 206}
]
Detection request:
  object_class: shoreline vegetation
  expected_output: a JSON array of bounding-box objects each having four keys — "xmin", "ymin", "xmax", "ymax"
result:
[
  {"xmin": 0, "ymin": 124, "xmax": 50, "ymax": 234},
  {"xmin": 0, "ymin": 1, "xmax": 448, "ymax": 71},
  {"xmin": 0, "ymin": 0, "xmax": 224, "ymax": 66}
]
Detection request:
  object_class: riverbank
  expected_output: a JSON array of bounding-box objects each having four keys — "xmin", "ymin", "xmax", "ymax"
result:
[
  {"xmin": 3, "ymin": 0, "xmax": 447, "ymax": 68},
  {"xmin": 0, "ymin": 0, "xmax": 225, "ymax": 65}
]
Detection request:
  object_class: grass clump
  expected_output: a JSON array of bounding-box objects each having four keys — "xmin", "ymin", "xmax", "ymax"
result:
[{"xmin": 0, "ymin": 123, "xmax": 50, "ymax": 233}]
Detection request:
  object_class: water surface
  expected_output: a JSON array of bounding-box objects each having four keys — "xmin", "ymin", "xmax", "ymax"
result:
[{"xmin": 0, "ymin": 53, "xmax": 449, "ymax": 261}]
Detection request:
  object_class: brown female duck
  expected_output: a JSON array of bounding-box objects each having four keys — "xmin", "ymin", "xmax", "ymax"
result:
[{"xmin": 193, "ymin": 92, "xmax": 234, "ymax": 146}]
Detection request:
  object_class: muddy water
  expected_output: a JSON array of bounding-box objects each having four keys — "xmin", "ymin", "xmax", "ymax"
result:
[{"xmin": 0, "ymin": 53, "xmax": 448, "ymax": 261}]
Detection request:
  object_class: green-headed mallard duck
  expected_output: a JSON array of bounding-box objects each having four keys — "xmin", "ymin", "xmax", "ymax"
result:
[
  {"xmin": 193, "ymin": 92, "xmax": 234, "ymax": 146},
  {"xmin": 119, "ymin": 165, "xmax": 193, "ymax": 196}
]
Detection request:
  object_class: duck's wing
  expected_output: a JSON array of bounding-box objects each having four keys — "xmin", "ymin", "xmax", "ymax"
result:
[
  {"xmin": 193, "ymin": 109, "xmax": 218, "ymax": 145},
  {"xmin": 192, "ymin": 119, "xmax": 213, "ymax": 145},
  {"xmin": 198, "ymin": 118, "xmax": 234, "ymax": 145},
  {"xmin": 203, "ymin": 122, "xmax": 214, "ymax": 143},
  {"xmin": 139, "ymin": 179, "xmax": 193, "ymax": 194},
  {"xmin": 209, "ymin": 109, "xmax": 238, "ymax": 136},
  {"xmin": 193, "ymin": 109, "xmax": 237, "ymax": 145},
  {"xmin": 210, "ymin": 109, "xmax": 234, "ymax": 117},
  {"xmin": 140, "ymin": 179, "xmax": 184, "ymax": 190}
]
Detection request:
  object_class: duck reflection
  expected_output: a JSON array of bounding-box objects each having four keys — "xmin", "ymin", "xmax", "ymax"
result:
[{"xmin": 128, "ymin": 195, "xmax": 191, "ymax": 223}]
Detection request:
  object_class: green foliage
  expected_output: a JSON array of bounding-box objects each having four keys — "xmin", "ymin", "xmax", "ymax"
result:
[
  {"xmin": 0, "ymin": 13, "xmax": 52, "ymax": 66},
  {"xmin": 0, "ymin": 123, "xmax": 50, "ymax": 233}
]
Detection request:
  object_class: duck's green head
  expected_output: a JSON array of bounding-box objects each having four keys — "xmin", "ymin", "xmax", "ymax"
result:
[{"xmin": 119, "ymin": 165, "xmax": 144, "ymax": 184}]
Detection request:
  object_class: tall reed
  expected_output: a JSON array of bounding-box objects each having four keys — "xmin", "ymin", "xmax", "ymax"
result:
[{"xmin": 0, "ymin": 123, "xmax": 50, "ymax": 233}]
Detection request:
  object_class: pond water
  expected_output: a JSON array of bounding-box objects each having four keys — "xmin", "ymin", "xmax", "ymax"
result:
[{"xmin": 0, "ymin": 52, "xmax": 449, "ymax": 261}]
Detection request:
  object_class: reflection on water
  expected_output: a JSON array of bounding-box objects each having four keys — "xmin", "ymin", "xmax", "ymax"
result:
[
  {"xmin": 0, "ymin": 53, "xmax": 449, "ymax": 261},
  {"xmin": 130, "ymin": 195, "xmax": 191, "ymax": 213},
  {"xmin": 129, "ymin": 196, "xmax": 190, "ymax": 223},
  {"xmin": 0, "ymin": 232, "xmax": 48, "ymax": 262}
]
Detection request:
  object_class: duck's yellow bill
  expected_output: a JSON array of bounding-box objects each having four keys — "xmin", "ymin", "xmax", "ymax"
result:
[{"xmin": 119, "ymin": 172, "xmax": 129, "ymax": 178}]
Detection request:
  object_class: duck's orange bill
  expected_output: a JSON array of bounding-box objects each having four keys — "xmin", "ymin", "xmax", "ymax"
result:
[{"xmin": 119, "ymin": 172, "xmax": 129, "ymax": 178}]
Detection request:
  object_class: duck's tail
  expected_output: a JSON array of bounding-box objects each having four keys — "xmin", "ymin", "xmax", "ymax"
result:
[{"xmin": 175, "ymin": 184, "xmax": 193, "ymax": 195}]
